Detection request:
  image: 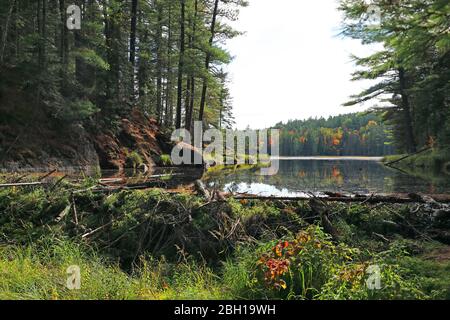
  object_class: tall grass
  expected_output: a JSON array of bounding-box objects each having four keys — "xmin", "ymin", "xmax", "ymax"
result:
[
  {"xmin": 0, "ymin": 240, "xmax": 226, "ymax": 300},
  {"xmin": 0, "ymin": 180, "xmax": 448, "ymax": 300}
]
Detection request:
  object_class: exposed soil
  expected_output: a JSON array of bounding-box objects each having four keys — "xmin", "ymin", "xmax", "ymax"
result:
[
  {"xmin": 93, "ymin": 108, "xmax": 172, "ymax": 172},
  {"xmin": 0, "ymin": 102, "xmax": 172, "ymax": 172}
]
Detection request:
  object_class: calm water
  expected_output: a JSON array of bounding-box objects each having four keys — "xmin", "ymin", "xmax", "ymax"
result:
[{"xmin": 204, "ymin": 157, "xmax": 450, "ymax": 197}]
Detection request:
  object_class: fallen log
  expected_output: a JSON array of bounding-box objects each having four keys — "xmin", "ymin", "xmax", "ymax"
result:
[
  {"xmin": 231, "ymin": 194, "xmax": 450, "ymax": 204},
  {"xmin": 99, "ymin": 173, "xmax": 183, "ymax": 184},
  {"xmin": 408, "ymin": 193, "xmax": 439, "ymax": 205},
  {"xmin": 38, "ymin": 169, "xmax": 57, "ymax": 181},
  {"xmin": 98, "ymin": 178, "xmax": 124, "ymax": 184},
  {"xmin": 55, "ymin": 204, "xmax": 72, "ymax": 223},
  {"xmin": 0, "ymin": 181, "xmax": 46, "ymax": 188},
  {"xmin": 309, "ymin": 198, "xmax": 340, "ymax": 241},
  {"xmin": 81, "ymin": 221, "xmax": 113, "ymax": 239},
  {"xmin": 195, "ymin": 180, "xmax": 211, "ymax": 199},
  {"xmin": 372, "ymin": 232, "xmax": 390, "ymax": 242}
]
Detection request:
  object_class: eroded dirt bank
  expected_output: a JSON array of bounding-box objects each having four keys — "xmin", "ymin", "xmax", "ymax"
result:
[{"xmin": 0, "ymin": 108, "xmax": 172, "ymax": 172}]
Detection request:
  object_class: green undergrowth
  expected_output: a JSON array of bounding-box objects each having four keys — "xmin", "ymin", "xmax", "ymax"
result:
[
  {"xmin": 0, "ymin": 177, "xmax": 449, "ymax": 300},
  {"xmin": 383, "ymin": 148, "xmax": 450, "ymax": 175}
]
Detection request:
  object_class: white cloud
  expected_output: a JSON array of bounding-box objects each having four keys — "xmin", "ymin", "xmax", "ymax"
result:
[{"xmin": 226, "ymin": 0, "xmax": 380, "ymax": 129}]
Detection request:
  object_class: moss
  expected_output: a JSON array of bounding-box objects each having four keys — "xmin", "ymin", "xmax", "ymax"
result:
[
  {"xmin": 125, "ymin": 150, "xmax": 144, "ymax": 169},
  {"xmin": 159, "ymin": 154, "xmax": 173, "ymax": 166},
  {"xmin": 0, "ymin": 179, "xmax": 449, "ymax": 300}
]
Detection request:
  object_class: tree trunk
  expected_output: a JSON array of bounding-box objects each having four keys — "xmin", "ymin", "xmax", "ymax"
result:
[
  {"xmin": 37, "ymin": 0, "xmax": 42, "ymax": 67},
  {"xmin": 129, "ymin": 0, "xmax": 137, "ymax": 65},
  {"xmin": 184, "ymin": 77, "xmax": 191, "ymax": 128},
  {"xmin": 42, "ymin": 0, "xmax": 47, "ymax": 70},
  {"xmin": 164, "ymin": 3, "xmax": 173, "ymax": 127},
  {"xmin": 175, "ymin": 0, "xmax": 186, "ymax": 129},
  {"xmin": 129, "ymin": 0, "xmax": 138, "ymax": 101},
  {"xmin": 14, "ymin": 0, "xmax": 19, "ymax": 59},
  {"xmin": 0, "ymin": 0, "xmax": 16, "ymax": 65},
  {"xmin": 185, "ymin": 0, "xmax": 198, "ymax": 131},
  {"xmin": 398, "ymin": 68, "xmax": 417, "ymax": 153},
  {"xmin": 198, "ymin": 0, "xmax": 220, "ymax": 123},
  {"xmin": 155, "ymin": 1, "xmax": 163, "ymax": 124},
  {"xmin": 102, "ymin": 1, "xmax": 112, "ymax": 100},
  {"xmin": 59, "ymin": 0, "xmax": 69, "ymax": 91},
  {"xmin": 103, "ymin": 0, "xmax": 120, "ymax": 104},
  {"xmin": 74, "ymin": 0, "xmax": 86, "ymax": 84}
]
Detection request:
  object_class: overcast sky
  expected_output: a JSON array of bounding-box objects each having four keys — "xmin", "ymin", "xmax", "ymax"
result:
[{"xmin": 225, "ymin": 0, "xmax": 380, "ymax": 129}]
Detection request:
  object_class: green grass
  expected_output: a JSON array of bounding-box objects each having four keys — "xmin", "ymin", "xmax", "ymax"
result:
[
  {"xmin": 0, "ymin": 178, "xmax": 449, "ymax": 300},
  {"xmin": 0, "ymin": 235, "xmax": 435, "ymax": 300},
  {"xmin": 0, "ymin": 241, "xmax": 229, "ymax": 300}
]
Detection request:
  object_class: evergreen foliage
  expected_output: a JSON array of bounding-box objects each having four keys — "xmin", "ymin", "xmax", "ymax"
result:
[
  {"xmin": 0, "ymin": 0, "xmax": 246, "ymax": 131},
  {"xmin": 339, "ymin": 0, "xmax": 450, "ymax": 153}
]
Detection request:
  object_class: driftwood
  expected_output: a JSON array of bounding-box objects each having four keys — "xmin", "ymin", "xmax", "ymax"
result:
[
  {"xmin": 98, "ymin": 178, "xmax": 124, "ymax": 184},
  {"xmin": 72, "ymin": 195, "xmax": 79, "ymax": 226},
  {"xmin": 81, "ymin": 221, "xmax": 113, "ymax": 239},
  {"xmin": 38, "ymin": 169, "xmax": 57, "ymax": 181},
  {"xmin": 372, "ymin": 232, "xmax": 390, "ymax": 242},
  {"xmin": 55, "ymin": 204, "xmax": 72, "ymax": 223},
  {"xmin": 195, "ymin": 180, "xmax": 211, "ymax": 199},
  {"xmin": 309, "ymin": 198, "xmax": 340, "ymax": 241},
  {"xmin": 0, "ymin": 182, "xmax": 45, "ymax": 188}
]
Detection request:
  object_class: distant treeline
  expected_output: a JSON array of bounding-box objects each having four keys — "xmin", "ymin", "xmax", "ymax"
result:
[{"xmin": 274, "ymin": 113, "xmax": 396, "ymax": 156}]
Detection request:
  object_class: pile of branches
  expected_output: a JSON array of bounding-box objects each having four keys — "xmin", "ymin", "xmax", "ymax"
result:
[{"xmin": 65, "ymin": 191, "xmax": 252, "ymax": 266}]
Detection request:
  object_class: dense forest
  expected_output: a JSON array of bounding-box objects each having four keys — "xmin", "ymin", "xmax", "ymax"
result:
[
  {"xmin": 0, "ymin": 0, "xmax": 244, "ymax": 133},
  {"xmin": 0, "ymin": 0, "xmax": 450, "ymax": 303},
  {"xmin": 339, "ymin": 0, "xmax": 450, "ymax": 154},
  {"xmin": 275, "ymin": 113, "xmax": 396, "ymax": 156}
]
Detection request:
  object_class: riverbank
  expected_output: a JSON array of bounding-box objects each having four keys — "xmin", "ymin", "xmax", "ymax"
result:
[
  {"xmin": 0, "ymin": 108, "xmax": 172, "ymax": 173},
  {"xmin": 383, "ymin": 149, "xmax": 450, "ymax": 174},
  {"xmin": 1, "ymin": 176, "xmax": 450, "ymax": 300}
]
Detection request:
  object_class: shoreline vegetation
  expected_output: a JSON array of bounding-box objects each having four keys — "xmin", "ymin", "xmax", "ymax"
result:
[
  {"xmin": 1, "ymin": 175, "xmax": 450, "ymax": 300},
  {"xmin": 383, "ymin": 149, "xmax": 450, "ymax": 173},
  {"xmin": 0, "ymin": 0, "xmax": 448, "ymax": 302}
]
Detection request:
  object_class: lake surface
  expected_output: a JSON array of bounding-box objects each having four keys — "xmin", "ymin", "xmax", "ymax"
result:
[{"xmin": 204, "ymin": 157, "xmax": 450, "ymax": 197}]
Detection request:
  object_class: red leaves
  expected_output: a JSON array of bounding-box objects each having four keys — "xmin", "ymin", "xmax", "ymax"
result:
[
  {"xmin": 258, "ymin": 255, "xmax": 290, "ymax": 290},
  {"xmin": 257, "ymin": 228, "xmax": 330, "ymax": 291},
  {"xmin": 272, "ymin": 241, "xmax": 290, "ymax": 257}
]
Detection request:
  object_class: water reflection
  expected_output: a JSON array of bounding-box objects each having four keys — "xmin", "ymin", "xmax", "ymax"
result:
[{"xmin": 204, "ymin": 158, "xmax": 450, "ymax": 196}]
